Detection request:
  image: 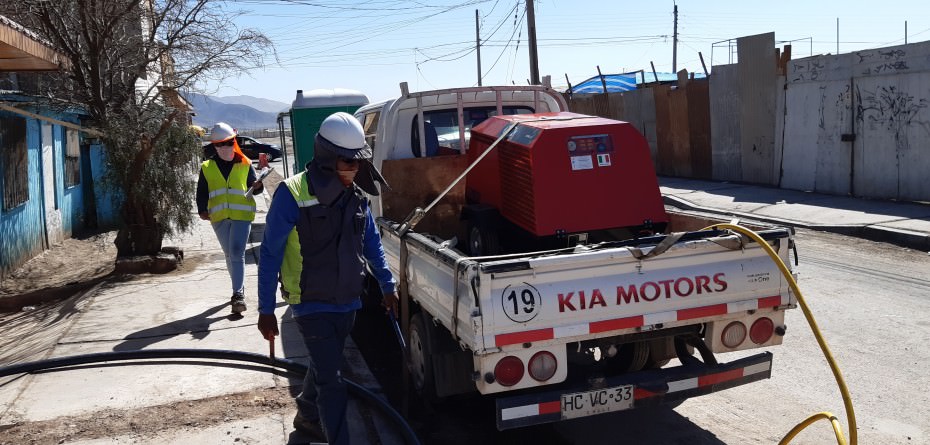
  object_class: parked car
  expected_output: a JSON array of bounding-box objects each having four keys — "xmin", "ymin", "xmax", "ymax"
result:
[{"xmin": 203, "ymin": 136, "xmax": 282, "ymax": 161}]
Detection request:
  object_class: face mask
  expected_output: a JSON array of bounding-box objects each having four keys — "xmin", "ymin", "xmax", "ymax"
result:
[{"xmin": 216, "ymin": 146, "xmax": 235, "ymax": 161}]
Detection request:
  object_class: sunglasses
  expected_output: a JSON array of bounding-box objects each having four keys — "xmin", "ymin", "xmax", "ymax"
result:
[
  {"xmin": 215, "ymin": 140, "xmax": 234, "ymax": 147},
  {"xmin": 338, "ymin": 157, "xmax": 359, "ymax": 164}
]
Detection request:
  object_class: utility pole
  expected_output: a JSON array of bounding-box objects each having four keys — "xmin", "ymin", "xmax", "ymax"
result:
[
  {"xmin": 836, "ymin": 18, "xmax": 839, "ymax": 54},
  {"xmin": 527, "ymin": 0, "xmax": 540, "ymax": 85},
  {"xmin": 672, "ymin": 3, "xmax": 678, "ymax": 72},
  {"xmin": 905, "ymin": 20, "xmax": 908, "ymax": 44},
  {"xmin": 476, "ymin": 9, "xmax": 482, "ymax": 86}
]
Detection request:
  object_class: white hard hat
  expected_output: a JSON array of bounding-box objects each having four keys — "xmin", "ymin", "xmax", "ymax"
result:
[
  {"xmin": 318, "ymin": 112, "xmax": 365, "ymax": 150},
  {"xmin": 210, "ymin": 122, "xmax": 236, "ymax": 143}
]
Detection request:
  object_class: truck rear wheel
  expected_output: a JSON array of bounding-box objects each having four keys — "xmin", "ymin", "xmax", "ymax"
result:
[{"xmin": 409, "ymin": 313, "xmax": 438, "ymax": 403}]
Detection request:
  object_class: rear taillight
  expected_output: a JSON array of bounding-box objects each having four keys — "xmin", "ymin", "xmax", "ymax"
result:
[
  {"xmin": 750, "ymin": 317, "xmax": 775, "ymax": 344},
  {"xmin": 528, "ymin": 351, "xmax": 557, "ymax": 381},
  {"xmin": 721, "ymin": 321, "xmax": 747, "ymax": 348},
  {"xmin": 494, "ymin": 356, "xmax": 524, "ymax": 386}
]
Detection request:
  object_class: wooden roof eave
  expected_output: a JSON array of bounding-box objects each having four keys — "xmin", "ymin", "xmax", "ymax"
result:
[{"xmin": 0, "ymin": 17, "xmax": 71, "ymax": 72}]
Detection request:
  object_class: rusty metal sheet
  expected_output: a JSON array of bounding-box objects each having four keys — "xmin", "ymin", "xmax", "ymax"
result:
[
  {"xmin": 687, "ymin": 79, "xmax": 712, "ymax": 179},
  {"xmin": 617, "ymin": 89, "xmax": 658, "ymax": 168},
  {"xmin": 652, "ymin": 85, "xmax": 675, "ymax": 176},
  {"xmin": 380, "ymin": 154, "xmax": 469, "ymax": 240},
  {"xmin": 667, "ymin": 86, "xmax": 692, "ymax": 177}
]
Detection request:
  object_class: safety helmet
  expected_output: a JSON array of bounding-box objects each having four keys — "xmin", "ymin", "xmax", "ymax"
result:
[
  {"xmin": 308, "ymin": 112, "xmax": 385, "ymax": 199},
  {"xmin": 209, "ymin": 122, "xmax": 236, "ymax": 143},
  {"xmin": 317, "ymin": 112, "xmax": 371, "ymax": 159}
]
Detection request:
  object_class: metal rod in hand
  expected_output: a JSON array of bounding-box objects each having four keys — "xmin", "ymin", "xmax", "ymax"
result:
[
  {"xmin": 388, "ymin": 309, "xmax": 407, "ymax": 352},
  {"xmin": 269, "ymin": 336, "xmax": 275, "ymax": 364}
]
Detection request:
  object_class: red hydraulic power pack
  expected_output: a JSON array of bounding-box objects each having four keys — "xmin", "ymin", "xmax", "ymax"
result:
[{"xmin": 466, "ymin": 112, "xmax": 668, "ymax": 237}]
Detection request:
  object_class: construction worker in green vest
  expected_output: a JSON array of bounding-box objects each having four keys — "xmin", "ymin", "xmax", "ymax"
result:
[
  {"xmin": 257, "ymin": 112, "xmax": 396, "ymax": 444},
  {"xmin": 196, "ymin": 122, "xmax": 263, "ymax": 314}
]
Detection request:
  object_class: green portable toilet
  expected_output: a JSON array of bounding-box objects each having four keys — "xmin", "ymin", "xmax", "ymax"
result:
[{"xmin": 289, "ymin": 88, "xmax": 369, "ymax": 173}]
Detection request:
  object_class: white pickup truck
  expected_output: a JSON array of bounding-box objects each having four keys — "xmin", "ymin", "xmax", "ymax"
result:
[{"xmin": 354, "ymin": 83, "xmax": 796, "ymax": 430}]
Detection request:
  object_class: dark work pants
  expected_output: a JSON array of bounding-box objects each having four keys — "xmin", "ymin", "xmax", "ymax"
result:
[{"xmin": 294, "ymin": 310, "xmax": 356, "ymax": 445}]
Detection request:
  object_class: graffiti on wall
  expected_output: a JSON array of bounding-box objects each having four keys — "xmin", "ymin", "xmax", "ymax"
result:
[
  {"xmin": 856, "ymin": 85, "xmax": 929, "ymax": 152},
  {"xmin": 856, "ymin": 49, "xmax": 911, "ymax": 76},
  {"xmin": 791, "ymin": 59, "xmax": 826, "ymax": 82},
  {"xmin": 817, "ymin": 84, "xmax": 852, "ymax": 131}
]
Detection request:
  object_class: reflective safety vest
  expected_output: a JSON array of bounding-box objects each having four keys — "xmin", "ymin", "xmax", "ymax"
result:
[
  {"xmin": 280, "ymin": 172, "xmax": 318, "ymax": 304},
  {"xmin": 280, "ymin": 171, "xmax": 367, "ymax": 306},
  {"xmin": 201, "ymin": 160, "xmax": 256, "ymax": 223}
]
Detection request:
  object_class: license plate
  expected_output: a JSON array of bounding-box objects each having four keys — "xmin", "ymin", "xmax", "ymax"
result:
[{"xmin": 561, "ymin": 385, "xmax": 634, "ymax": 419}]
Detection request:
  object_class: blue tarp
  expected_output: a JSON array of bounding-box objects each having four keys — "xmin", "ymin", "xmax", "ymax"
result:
[{"xmin": 569, "ymin": 71, "xmax": 707, "ymax": 94}]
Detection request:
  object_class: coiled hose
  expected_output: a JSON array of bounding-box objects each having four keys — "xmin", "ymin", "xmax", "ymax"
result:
[
  {"xmin": 705, "ymin": 223, "xmax": 856, "ymax": 445},
  {"xmin": 0, "ymin": 348, "xmax": 421, "ymax": 445}
]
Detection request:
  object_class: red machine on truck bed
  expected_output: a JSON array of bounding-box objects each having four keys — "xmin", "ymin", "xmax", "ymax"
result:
[{"xmin": 465, "ymin": 112, "xmax": 669, "ymax": 254}]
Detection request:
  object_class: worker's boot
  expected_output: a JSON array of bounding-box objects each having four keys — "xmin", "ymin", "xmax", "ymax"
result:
[{"xmin": 230, "ymin": 292, "xmax": 247, "ymax": 314}]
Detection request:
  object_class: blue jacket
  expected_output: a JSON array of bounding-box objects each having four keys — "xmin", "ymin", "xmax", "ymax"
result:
[{"xmin": 258, "ymin": 186, "xmax": 396, "ymax": 317}]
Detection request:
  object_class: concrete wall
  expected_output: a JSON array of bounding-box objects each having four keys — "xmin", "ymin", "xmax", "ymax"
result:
[
  {"xmin": 737, "ymin": 33, "xmax": 777, "ymax": 186},
  {"xmin": 784, "ymin": 41, "xmax": 930, "ymax": 201},
  {"xmin": 709, "ymin": 64, "xmax": 742, "ymax": 181}
]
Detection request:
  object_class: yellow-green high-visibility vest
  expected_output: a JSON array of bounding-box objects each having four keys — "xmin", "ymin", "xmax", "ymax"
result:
[
  {"xmin": 279, "ymin": 172, "xmax": 319, "ymax": 304},
  {"xmin": 201, "ymin": 160, "xmax": 256, "ymax": 223}
]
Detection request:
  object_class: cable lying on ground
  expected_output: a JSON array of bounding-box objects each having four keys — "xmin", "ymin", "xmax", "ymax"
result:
[{"xmin": 0, "ymin": 348, "xmax": 421, "ymax": 445}]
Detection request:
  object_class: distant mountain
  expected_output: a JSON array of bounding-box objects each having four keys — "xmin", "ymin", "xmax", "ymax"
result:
[
  {"xmin": 186, "ymin": 92, "xmax": 282, "ymax": 130},
  {"xmin": 211, "ymin": 95, "xmax": 290, "ymax": 114}
]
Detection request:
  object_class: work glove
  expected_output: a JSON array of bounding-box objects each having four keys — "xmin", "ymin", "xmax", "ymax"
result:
[
  {"xmin": 257, "ymin": 313, "xmax": 279, "ymax": 340},
  {"xmin": 382, "ymin": 292, "xmax": 399, "ymax": 317}
]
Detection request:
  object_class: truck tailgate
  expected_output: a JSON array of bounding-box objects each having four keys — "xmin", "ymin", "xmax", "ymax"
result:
[
  {"xmin": 476, "ymin": 230, "xmax": 793, "ymax": 353},
  {"xmin": 379, "ymin": 219, "xmax": 793, "ymax": 355}
]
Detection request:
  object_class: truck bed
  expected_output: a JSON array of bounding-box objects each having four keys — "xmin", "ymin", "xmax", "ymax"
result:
[{"xmin": 376, "ymin": 214, "xmax": 795, "ymax": 356}]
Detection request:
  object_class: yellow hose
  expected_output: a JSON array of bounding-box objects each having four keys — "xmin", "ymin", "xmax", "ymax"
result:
[{"xmin": 703, "ymin": 224, "xmax": 856, "ymax": 445}]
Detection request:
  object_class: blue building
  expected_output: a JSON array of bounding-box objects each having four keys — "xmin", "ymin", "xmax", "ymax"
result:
[{"xmin": 0, "ymin": 16, "xmax": 117, "ymax": 281}]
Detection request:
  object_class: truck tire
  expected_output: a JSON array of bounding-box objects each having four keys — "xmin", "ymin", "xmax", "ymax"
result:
[
  {"xmin": 409, "ymin": 313, "xmax": 439, "ymax": 403},
  {"xmin": 468, "ymin": 221, "xmax": 500, "ymax": 256},
  {"xmin": 608, "ymin": 341, "xmax": 650, "ymax": 373}
]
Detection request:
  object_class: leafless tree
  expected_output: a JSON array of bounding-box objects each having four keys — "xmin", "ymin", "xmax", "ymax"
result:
[{"xmin": 5, "ymin": 0, "xmax": 273, "ymax": 257}]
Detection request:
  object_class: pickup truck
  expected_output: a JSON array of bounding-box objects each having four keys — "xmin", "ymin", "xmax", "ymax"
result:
[{"xmin": 354, "ymin": 83, "xmax": 797, "ymax": 430}]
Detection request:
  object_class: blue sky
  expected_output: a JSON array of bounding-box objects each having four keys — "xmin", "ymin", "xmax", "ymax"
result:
[{"xmin": 208, "ymin": 0, "xmax": 930, "ymax": 105}]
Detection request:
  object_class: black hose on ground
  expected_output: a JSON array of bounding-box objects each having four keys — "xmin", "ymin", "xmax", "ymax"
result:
[{"xmin": 0, "ymin": 348, "xmax": 421, "ymax": 445}]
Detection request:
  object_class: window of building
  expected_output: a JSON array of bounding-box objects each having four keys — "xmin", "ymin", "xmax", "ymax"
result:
[
  {"xmin": 64, "ymin": 128, "xmax": 80, "ymax": 187},
  {"xmin": 1, "ymin": 116, "xmax": 29, "ymax": 211}
]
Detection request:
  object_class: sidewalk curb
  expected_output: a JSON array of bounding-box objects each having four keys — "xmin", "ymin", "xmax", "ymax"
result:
[{"xmin": 663, "ymin": 195, "xmax": 930, "ymax": 251}]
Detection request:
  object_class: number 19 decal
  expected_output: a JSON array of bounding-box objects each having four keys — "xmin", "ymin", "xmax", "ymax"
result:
[{"xmin": 501, "ymin": 283, "xmax": 541, "ymax": 323}]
